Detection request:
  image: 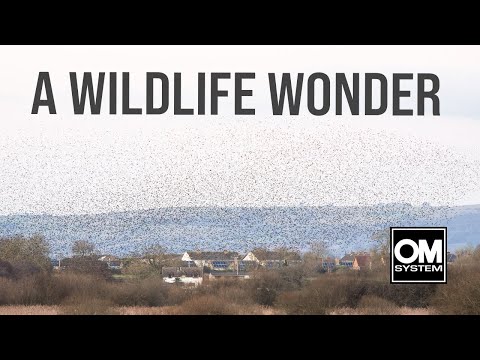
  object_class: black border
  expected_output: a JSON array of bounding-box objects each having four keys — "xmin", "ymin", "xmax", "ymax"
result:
[
  {"xmin": 1, "ymin": 314, "xmax": 475, "ymax": 344},
  {"xmin": 2, "ymin": 1, "xmax": 479, "ymax": 332},
  {"xmin": 390, "ymin": 227, "xmax": 447, "ymax": 284},
  {"xmin": 2, "ymin": 5, "xmax": 480, "ymax": 45}
]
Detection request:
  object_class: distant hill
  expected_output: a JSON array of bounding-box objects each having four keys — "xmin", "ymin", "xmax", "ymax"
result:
[{"xmin": 0, "ymin": 204, "xmax": 479, "ymax": 256}]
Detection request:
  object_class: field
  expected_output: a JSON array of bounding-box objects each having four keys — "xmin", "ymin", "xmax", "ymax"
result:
[
  {"xmin": 0, "ymin": 267, "xmax": 460, "ymax": 315},
  {"xmin": 0, "ymin": 305, "xmax": 433, "ymax": 315},
  {"xmin": 1, "ymin": 262, "xmax": 479, "ymax": 315}
]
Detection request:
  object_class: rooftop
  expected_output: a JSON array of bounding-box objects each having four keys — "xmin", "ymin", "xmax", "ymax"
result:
[
  {"xmin": 250, "ymin": 250, "xmax": 301, "ymax": 261},
  {"xmin": 186, "ymin": 251, "xmax": 240, "ymax": 261},
  {"xmin": 354, "ymin": 255, "xmax": 371, "ymax": 267}
]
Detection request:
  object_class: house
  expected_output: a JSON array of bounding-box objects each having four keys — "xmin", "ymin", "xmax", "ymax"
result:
[
  {"xmin": 50, "ymin": 259, "xmax": 61, "ymax": 270},
  {"xmin": 340, "ymin": 252, "xmax": 372, "ymax": 270},
  {"xmin": 242, "ymin": 249, "xmax": 302, "ymax": 268},
  {"xmin": 162, "ymin": 267, "xmax": 203, "ymax": 286},
  {"xmin": 61, "ymin": 256, "xmax": 111, "ymax": 277},
  {"xmin": 98, "ymin": 255, "xmax": 123, "ymax": 270},
  {"xmin": 339, "ymin": 254, "xmax": 355, "ymax": 267},
  {"xmin": 321, "ymin": 257, "xmax": 337, "ymax": 270},
  {"xmin": 352, "ymin": 254, "xmax": 372, "ymax": 270},
  {"xmin": 181, "ymin": 251, "xmax": 240, "ymax": 270}
]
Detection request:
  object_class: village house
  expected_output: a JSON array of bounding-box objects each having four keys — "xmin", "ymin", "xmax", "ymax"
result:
[
  {"xmin": 321, "ymin": 257, "xmax": 338, "ymax": 270},
  {"xmin": 98, "ymin": 255, "xmax": 123, "ymax": 270},
  {"xmin": 339, "ymin": 254, "xmax": 355, "ymax": 267},
  {"xmin": 340, "ymin": 252, "xmax": 372, "ymax": 270},
  {"xmin": 50, "ymin": 258, "xmax": 61, "ymax": 271},
  {"xmin": 352, "ymin": 254, "xmax": 372, "ymax": 270},
  {"xmin": 162, "ymin": 266, "xmax": 203, "ymax": 286},
  {"xmin": 242, "ymin": 249, "xmax": 302, "ymax": 268},
  {"xmin": 181, "ymin": 251, "xmax": 240, "ymax": 270}
]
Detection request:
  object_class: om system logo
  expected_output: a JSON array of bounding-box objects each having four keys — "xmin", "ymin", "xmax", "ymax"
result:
[{"xmin": 390, "ymin": 227, "xmax": 447, "ymax": 284}]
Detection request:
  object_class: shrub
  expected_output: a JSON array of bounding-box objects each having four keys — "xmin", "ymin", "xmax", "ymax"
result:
[
  {"xmin": 277, "ymin": 273, "xmax": 372, "ymax": 314},
  {"xmin": 0, "ymin": 235, "xmax": 51, "ymax": 272},
  {"xmin": 254, "ymin": 287, "xmax": 277, "ymax": 306},
  {"xmin": 10, "ymin": 262, "xmax": 44, "ymax": 279},
  {"xmin": 196, "ymin": 279, "xmax": 253, "ymax": 305},
  {"xmin": 0, "ymin": 273, "xmax": 68, "ymax": 305},
  {"xmin": 166, "ymin": 285, "xmax": 192, "ymax": 305},
  {"xmin": 432, "ymin": 257, "xmax": 480, "ymax": 314},
  {"xmin": 248, "ymin": 270, "xmax": 282, "ymax": 306},
  {"xmin": 108, "ymin": 276, "xmax": 169, "ymax": 307},
  {"xmin": 371, "ymin": 283, "xmax": 436, "ymax": 308},
  {"xmin": 0, "ymin": 260, "xmax": 14, "ymax": 278}
]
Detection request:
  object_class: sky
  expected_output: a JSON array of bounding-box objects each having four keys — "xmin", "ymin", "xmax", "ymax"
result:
[{"xmin": 0, "ymin": 45, "xmax": 480, "ymax": 215}]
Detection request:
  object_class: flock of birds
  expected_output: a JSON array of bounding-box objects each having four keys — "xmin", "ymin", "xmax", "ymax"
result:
[{"xmin": 0, "ymin": 118, "xmax": 479, "ymax": 256}]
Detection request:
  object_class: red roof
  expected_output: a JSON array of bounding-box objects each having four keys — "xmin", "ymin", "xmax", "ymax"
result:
[{"xmin": 354, "ymin": 255, "xmax": 371, "ymax": 268}]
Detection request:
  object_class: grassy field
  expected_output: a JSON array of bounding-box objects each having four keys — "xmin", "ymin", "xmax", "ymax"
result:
[
  {"xmin": 0, "ymin": 305, "xmax": 432, "ymax": 315},
  {"xmin": 0, "ymin": 305, "xmax": 60, "ymax": 315},
  {"xmin": 0, "ymin": 305, "xmax": 277, "ymax": 315}
]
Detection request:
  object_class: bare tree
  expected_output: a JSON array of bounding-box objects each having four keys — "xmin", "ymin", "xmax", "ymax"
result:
[
  {"xmin": 72, "ymin": 240, "xmax": 95, "ymax": 257},
  {"xmin": 0, "ymin": 234, "xmax": 51, "ymax": 272},
  {"xmin": 371, "ymin": 228, "xmax": 390, "ymax": 256},
  {"xmin": 370, "ymin": 228, "xmax": 390, "ymax": 269},
  {"xmin": 141, "ymin": 244, "xmax": 181, "ymax": 271},
  {"xmin": 308, "ymin": 241, "xmax": 331, "ymax": 259},
  {"xmin": 303, "ymin": 241, "xmax": 331, "ymax": 274}
]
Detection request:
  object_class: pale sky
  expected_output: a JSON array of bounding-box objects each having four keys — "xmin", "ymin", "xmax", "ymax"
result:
[{"xmin": 1, "ymin": 46, "xmax": 480, "ymax": 215}]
